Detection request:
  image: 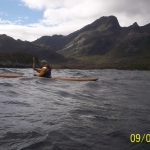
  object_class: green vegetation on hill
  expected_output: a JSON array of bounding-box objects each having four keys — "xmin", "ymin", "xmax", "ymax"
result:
[
  {"xmin": 0, "ymin": 51, "xmax": 39, "ymax": 67},
  {"xmin": 50, "ymin": 54, "xmax": 150, "ymax": 70}
]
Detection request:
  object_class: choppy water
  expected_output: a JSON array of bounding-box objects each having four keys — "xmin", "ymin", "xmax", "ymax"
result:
[{"xmin": 0, "ymin": 68, "xmax": 150, "ymax": 150}]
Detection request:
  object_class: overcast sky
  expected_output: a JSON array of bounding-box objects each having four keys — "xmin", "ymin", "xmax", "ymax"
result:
[{"xmin": 0, "ymin": 0, "xmax": 149, "ymax": 41}]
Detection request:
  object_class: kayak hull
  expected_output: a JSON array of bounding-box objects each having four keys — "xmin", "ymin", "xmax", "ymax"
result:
[
  {"xmin": 0, "ymin": 74, "xmax": 98, "ymax": 81},
  {"xmin": 51, "ymin": 77, "xmax": 98, "ymax": 81},
  {"xmin": 0, "ymin": 74, "xmax": 24, "ymax": 78}
]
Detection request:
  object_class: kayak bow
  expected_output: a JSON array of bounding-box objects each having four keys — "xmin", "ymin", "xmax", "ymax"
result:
[{"xmin": 0, "ymin": 74, "xmax": 24, "ymax": 78}]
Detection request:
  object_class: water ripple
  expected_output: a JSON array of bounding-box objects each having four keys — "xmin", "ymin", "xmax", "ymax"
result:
[{"xmin": 0, "ymin": 69, "xmax": 150, "ymax": 150}]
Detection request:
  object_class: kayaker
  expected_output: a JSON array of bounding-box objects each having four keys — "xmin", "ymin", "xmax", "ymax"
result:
[{"xmin": 33, "ymin": 60, "xmax": 52, "ymax": 78}]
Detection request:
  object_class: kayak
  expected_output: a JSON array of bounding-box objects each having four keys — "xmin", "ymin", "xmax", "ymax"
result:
[
  {"xmin": 51, "ymin": 77, "xmax": 98, "ymax": 81},
  {"xmin": 0, "ymin": 74, "xmax": 98, "ymax": 81},
  {"xmin": 0, "ymin": 74, "xmax": 24, "ymax": 78}
]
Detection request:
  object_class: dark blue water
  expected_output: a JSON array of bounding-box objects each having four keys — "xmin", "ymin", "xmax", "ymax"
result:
[{"xmin": 0, "ymin": 68, "xmax": 150, "ymax": 150}]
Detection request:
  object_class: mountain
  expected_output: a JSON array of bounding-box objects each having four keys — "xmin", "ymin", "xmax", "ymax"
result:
[
  {"xmin": 33, "ymin": 16, "xmax": 121, "ymax": 54},
  {"xmin": 33, "ymin": 35, "xmax": 66, "ymax": 51},
  {"xmin": 1, "ymin": 16, "xmax": 150, "ymax": 69},
  {"xmin": 0, "ymin": 34, "xmax": 66, "ymax": 67},
  {"xmin": 33, "ymin": 16, "xmax": 150, "ymax": 70}
]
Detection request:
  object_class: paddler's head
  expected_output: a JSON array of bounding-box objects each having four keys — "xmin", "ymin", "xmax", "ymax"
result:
[{"xmin": 41, "ymin": 60, "xmax": 47, "ymax": 66}]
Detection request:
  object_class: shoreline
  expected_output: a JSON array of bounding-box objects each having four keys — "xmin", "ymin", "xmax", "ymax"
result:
[{"xmin": 0, "ymin": 65, "xmax": 150, "ymax": 71}]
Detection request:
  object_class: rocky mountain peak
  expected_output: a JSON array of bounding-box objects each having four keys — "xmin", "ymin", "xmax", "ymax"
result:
[
  {"xmin": 79, "ymin": 16, "xmax": 121, "ymax": 33},
  {"xmin": 128, "ymin": 22, "xmax": 142, "ymax": 33},
  {"xmin": 98, "ymin": 16, "xmax": 120, "ymax": 27},
  {"xmin": 132, "ymin": 22, "xmax": 139, "ymax": 26},
  {"xmin": 93, "ymin": 16, "xmax": 121, "ymax": 32}
]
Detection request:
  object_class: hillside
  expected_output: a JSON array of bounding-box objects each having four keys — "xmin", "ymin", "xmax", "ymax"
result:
[
  {"xmin": 33, "ymin": 16, "xmax": 150, "ymax": 70},
  {"xmin": 0, "ymin": 34, "xmax": 66, "ymax": 66}
]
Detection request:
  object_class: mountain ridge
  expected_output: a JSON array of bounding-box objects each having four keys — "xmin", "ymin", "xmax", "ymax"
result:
[
  {"xmin": 0, "ymin": 15, "xmax": 150, "ymax": 69},
  {"xmin": 33, "ymin": 15, "xmax": 150, "ymax": 53},
  {"xmin": 33, "ymin": 15, "xmax": 150, "ymax": 69},
  {"xmin": 33, "ymin": 16, "xmax": 121, "ymax": 52},
  {"xmin": 0, "ymin": 34, "xmax": 66, "ymax": 66}
]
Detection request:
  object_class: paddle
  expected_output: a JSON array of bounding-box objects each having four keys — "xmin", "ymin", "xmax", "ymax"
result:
[{"xmin": 33, "ymin": 57, "xmax": 35, "ymax": 76}]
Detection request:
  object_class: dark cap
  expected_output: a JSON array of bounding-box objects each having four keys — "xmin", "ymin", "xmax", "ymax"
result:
[{"xmin": 41, "ymin": 60, "xmax": 47, "ymax": 64}]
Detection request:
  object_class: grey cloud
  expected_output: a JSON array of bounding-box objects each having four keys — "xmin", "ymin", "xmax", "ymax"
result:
[{"xmin": 105, "ymin": 0, "xmax": 150, "ymax": 25}]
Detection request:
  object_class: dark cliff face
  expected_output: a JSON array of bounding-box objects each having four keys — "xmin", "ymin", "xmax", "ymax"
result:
[{"xmin": 92, "ymin": 16, "xmax": 121, "ymax": 31}]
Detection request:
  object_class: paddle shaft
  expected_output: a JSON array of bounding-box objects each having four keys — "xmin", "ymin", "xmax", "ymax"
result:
[{"xmin": 33, "ymin": 57, "xmax": 35, "ymax": 75}]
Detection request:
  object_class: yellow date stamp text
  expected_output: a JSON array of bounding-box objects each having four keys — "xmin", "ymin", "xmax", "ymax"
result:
[{"xmin": 130, "ymin": 134, "xmax": 150, "ymax": 143}]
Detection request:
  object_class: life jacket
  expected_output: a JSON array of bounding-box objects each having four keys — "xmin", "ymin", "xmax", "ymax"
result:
[{"xmin": 41, "ymin": 65, "xmax": 51, "ymax": 78}]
